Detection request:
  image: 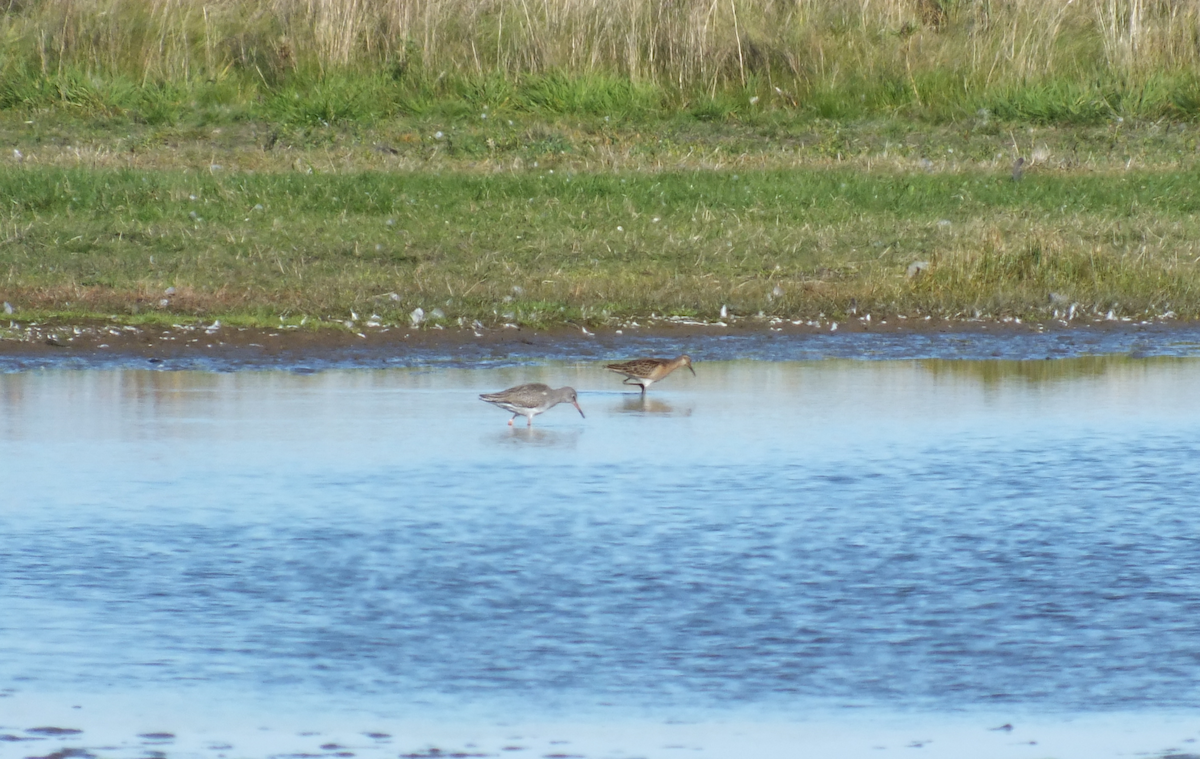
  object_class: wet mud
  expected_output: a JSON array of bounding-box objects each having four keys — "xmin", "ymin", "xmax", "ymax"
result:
[
  {"xmin": 3, "ymin": 318, "xmax": 1200, "ymax": 371},
  {"xmin": 1, "ymin": 711, "xmax": 1197, "ymax": 759}
]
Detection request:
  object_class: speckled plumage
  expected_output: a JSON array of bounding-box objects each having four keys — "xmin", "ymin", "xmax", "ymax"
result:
[
  {"xmin": 480, "ymin": 383, "xmax": 585, "ymax": 427},
  {"xmin": 605, "ymin": 354, "xmax": 695, "ymax": 393}
]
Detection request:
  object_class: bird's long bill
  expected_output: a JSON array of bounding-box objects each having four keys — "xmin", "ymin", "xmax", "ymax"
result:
[
  {"xmin": 573, "ymin": 400, "xmax": 586, "ymax": 418},
  {"xmin": 688, "ymin": 365, "xmax": 697, "ymax": 376}
]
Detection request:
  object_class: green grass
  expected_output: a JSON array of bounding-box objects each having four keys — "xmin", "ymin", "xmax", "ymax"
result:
[
  {"xmin": 4, "ymin": 0, "xmax": 1200, "ymax": 128},
  {"xmin": 6, "ymin": 0, "xmax": 1200, "ymax": 331},
  {"xmin": 4, "ymin": 65, "xmax": 1199, "ymax": 128},
  {"xmin": 4, "ymin": 126, "xmax": 1200, "ymax": 328}
]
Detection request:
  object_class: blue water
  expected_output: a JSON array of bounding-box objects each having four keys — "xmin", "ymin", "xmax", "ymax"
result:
[{"xmin": 3, "ymin": 357, "xmax": 1200, "ymax": 726}]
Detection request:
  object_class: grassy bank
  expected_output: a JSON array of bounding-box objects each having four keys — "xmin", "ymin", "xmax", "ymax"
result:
[
  {"xmin": 3, "ymin": 117, "xmax": 1200, "ymax": 329},
  {"xmin": 6, "ymin": 0, "xmax": 1200, "ymax": 331},
  {"xmin": 2, "ymin": 0, "xmax": 1200, "ymax": 125}
]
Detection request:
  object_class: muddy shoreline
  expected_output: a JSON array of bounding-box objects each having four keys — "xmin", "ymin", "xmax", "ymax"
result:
[{"xmin": 4, "ymin": 316, "xmax": 1200, "ymax": 371}]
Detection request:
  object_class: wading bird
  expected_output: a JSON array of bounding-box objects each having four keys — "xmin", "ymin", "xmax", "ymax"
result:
[
  {"xmin": 480, "ymin": 383, "xmax": 585, "ymax": 427},
  {"xmin": 605, "ymin": 355, "xmax": 695, "ymax": 393}
]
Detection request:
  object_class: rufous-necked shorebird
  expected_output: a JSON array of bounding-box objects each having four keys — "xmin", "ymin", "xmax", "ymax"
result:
[
  {"xmin": 605, "ymin": 355, "xmax": 695, "ymax": 393},
  {"xmin": 480, "ymin": 383, "xmax": 585, "ymax": 427}
]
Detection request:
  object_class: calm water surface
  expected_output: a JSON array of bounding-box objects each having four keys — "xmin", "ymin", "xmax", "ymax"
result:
[{"xmin": 2, "ymin": 358, "xmax": 1200, "ymax": 757}]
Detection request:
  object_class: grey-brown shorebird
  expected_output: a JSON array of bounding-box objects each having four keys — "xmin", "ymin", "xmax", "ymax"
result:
[
  {"xmin": 480, "ymin": 383, "xmax": 585, "ymax": 427},
  {"xmin": 605, "ymin": 355, "xmax": 695, "ymax": 393}
]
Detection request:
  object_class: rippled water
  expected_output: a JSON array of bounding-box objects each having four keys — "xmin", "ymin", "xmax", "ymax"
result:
[{"xmin": 3, "ymin": 357, "xmax": 1200, "ymax": 757}]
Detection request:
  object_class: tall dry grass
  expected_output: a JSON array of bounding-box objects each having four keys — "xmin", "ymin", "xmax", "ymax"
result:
[{"xmin": 2, "ymin": 0, "xmax": 1199, "ymax": 116}]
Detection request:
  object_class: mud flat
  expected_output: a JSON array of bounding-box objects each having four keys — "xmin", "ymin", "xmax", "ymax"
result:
[
  {"xmin": 2, "ymin": 691, "xmax": 1200, "ymax": 759},
  {"xmin": 3, "ymin": 317, "xmax": 1200, "ymax": 371}
]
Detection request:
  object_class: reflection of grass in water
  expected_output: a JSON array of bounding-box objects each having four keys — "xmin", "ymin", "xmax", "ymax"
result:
[
  {"xmin": 920, "ymin": 355, "xmax": 1191, "ymax": 384},
  {"xmin": 4, "ymin": 163, "xmax": 1200, "ymax": 329}
]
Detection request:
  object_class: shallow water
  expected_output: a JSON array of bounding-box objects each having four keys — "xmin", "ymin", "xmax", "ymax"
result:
[{"xmin": 3, "ymin": 357, "xmax": 1200, "ymax": 757}]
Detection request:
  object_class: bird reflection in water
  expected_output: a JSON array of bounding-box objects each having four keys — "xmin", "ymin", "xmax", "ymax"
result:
[
  {"xmin": 617, "ymin": 395, "xmax": 692, "ymax": 416},
  {"xmin": 488, "ymin": 426, "xmax": 583, "ymax": 449}
]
